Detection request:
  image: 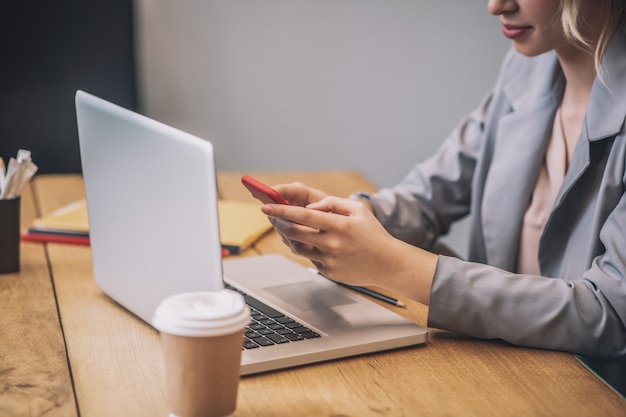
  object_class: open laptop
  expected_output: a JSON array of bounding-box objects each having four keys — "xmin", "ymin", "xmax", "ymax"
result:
[{"xmin": 75, "ymin": 90, "xmax": 427, "ymax": 375}]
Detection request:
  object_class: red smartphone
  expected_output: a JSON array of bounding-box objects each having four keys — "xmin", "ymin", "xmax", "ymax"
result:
[{"xmin": 241, "ymin": 175, "xmax": 290, "ymax": 205}]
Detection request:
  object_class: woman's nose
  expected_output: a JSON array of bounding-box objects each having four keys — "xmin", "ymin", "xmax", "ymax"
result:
[{"xmin": 487, "ymin": 0, "xmax": 518, "ymax": 16}]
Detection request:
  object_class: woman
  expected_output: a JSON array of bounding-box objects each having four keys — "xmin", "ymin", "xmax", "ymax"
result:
[{"xmin": 260, "ymin": 0, "xmax": 626, "ymax": 358}]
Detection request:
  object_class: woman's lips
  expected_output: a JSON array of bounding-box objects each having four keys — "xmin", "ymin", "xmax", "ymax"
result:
[{"xmin": 502, "ymin": 24, "xmax": 532, "ymax": 39}]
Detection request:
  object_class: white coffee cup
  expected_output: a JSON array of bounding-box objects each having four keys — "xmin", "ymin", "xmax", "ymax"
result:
[{"xmin": 153, "ymin": 289, "xmax": 250, "ymax": 417}]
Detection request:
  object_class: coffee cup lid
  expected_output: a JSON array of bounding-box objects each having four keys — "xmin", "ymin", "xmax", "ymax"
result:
[{"xmin": 152, "ymin": 289, "xmax": 250, "ymax": 337}]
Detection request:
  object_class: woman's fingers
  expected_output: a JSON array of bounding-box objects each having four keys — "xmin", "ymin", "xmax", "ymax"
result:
[
  {"xmin": 272, "ymin": 182, "xmax": 328, "ymax": 207},
  {"xmin": 263, "ymin": 197, "xmax": 361, "ymax": 232}
]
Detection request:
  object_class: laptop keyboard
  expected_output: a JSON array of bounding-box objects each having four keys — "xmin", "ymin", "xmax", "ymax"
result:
[{"xmin": 226, "ymin": 283, "xmax": 321, "ymax": 349}]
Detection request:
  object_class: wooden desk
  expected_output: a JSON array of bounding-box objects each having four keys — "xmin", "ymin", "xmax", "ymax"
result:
[{"xmin": 1, "ymin": 172, "xmax": 624, "ymax": 417}]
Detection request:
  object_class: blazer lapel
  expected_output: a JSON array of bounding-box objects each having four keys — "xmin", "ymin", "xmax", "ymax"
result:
[
  {"xmin": 481, "ymin": 54, "xmax": 565, "ymax": 270},
  {"xmin": 540, "ymin": 31, "xmax": 626, "ymax": 269},
  {"xmin": 481, "ymin": 101, "xmax": 557, "ymax": 270},
  {"xmin": 555, "ymin": 30, "xmax": 626, "ymax": 209}
]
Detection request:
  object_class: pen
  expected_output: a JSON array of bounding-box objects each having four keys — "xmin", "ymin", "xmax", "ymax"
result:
[
  {"xmin": 308, "ymin": 268, "xmax": 406, "ymax": 308},
  {"xmin": 0, "ymin": 158, "xmax": 5, "ymax": 192},
  {"xmin": 334, "ymin": 281, "xmax": 406, "ymax": 308}
]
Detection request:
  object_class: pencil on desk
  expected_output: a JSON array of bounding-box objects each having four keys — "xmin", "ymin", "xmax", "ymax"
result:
[
  {"xmin": 308, "ymin": 268, "xmax": 405, "ymax": 308},
  {"xmin": 335, "ymin": 281, "xmax": 406, "ymax": 308}
]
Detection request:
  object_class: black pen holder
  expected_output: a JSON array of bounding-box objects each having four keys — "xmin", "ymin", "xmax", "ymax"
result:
[{"xmin": 0, "ymin": 197, "xmax": 20, "ymax": 273}]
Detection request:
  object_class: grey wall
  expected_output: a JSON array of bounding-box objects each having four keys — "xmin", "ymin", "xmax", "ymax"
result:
[{"xmin": 135, "ymin": 0, "xmax": 510, "ymax": 257}]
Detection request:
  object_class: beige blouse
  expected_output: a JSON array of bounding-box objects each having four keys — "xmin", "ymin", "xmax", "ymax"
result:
[{"xmin": 517, "ymin": 108, "xmax": 577, "ymax": 275}]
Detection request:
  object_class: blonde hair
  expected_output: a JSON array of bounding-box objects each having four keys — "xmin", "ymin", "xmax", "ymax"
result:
[{"xmin": 560, "ymin": 0, "xmax": 626, "ymax": 79}]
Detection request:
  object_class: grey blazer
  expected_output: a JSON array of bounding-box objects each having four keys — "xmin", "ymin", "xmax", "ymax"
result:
[{"xmin": 362, "ymin": 30, "xmax": 626, "ymax": 358}]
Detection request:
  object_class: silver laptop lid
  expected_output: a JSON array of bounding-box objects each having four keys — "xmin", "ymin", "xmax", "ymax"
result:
[{"xmin": 76, "ymin": 90, "xmax": 224, "ymax": 323}]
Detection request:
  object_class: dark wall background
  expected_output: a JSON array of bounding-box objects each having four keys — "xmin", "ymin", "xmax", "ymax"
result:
[{"xmin": 0, "ymin": 0, "xmax": 138, "ymax": 174}]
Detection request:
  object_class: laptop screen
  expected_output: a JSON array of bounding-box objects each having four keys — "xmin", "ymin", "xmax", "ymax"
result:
[{"xmin": 76, "ymin": 90, "xmax": 224, "ymax": 323}]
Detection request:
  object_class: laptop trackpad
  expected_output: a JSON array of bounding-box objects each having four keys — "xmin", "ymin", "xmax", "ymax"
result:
[{"xmin": 263, "ymin": 281, "xmax": 356, "ymax": 311}]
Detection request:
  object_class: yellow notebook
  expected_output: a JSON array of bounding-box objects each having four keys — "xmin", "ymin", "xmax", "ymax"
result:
[
  {"xmin": 30, "ymin": 199, "xmax": 271, "ymax": 252},
  {"xmin": 217, "ymin": 200, "xmax": 273, "ymax": 253},
  {"xmin": 31, "ymin": 199, "xmax": 89, "ymax": 233}
]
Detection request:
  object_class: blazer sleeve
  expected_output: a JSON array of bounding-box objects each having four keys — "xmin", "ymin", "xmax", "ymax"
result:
[
  {"xmin": 353, "ymin": 91, "xmax": 493, "ymax": 250},
  {"xmin": 429, "ymin": 184, "xmax": 626, "ymax": 358}
]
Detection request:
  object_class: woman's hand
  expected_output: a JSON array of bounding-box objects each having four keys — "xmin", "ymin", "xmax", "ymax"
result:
[
  {"xmin": 272, "ymin": 182, "xmax": 329, "ymax": 207},
  {"xmin": 267, "ymin": 182, "xmax": 329, "ymax": 256},
  {"xmin": 261, "ymin": 191, "xmax": 437, "ymax": 304}
]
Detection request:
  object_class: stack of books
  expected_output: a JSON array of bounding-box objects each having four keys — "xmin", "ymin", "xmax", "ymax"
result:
[
  {"xmin": 22, "ymin": 199, "xmax": 90, "ymax": 245},
  {"xmin": 21, "ymin": 199, "xmax": 273, "ymax": 253}
]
